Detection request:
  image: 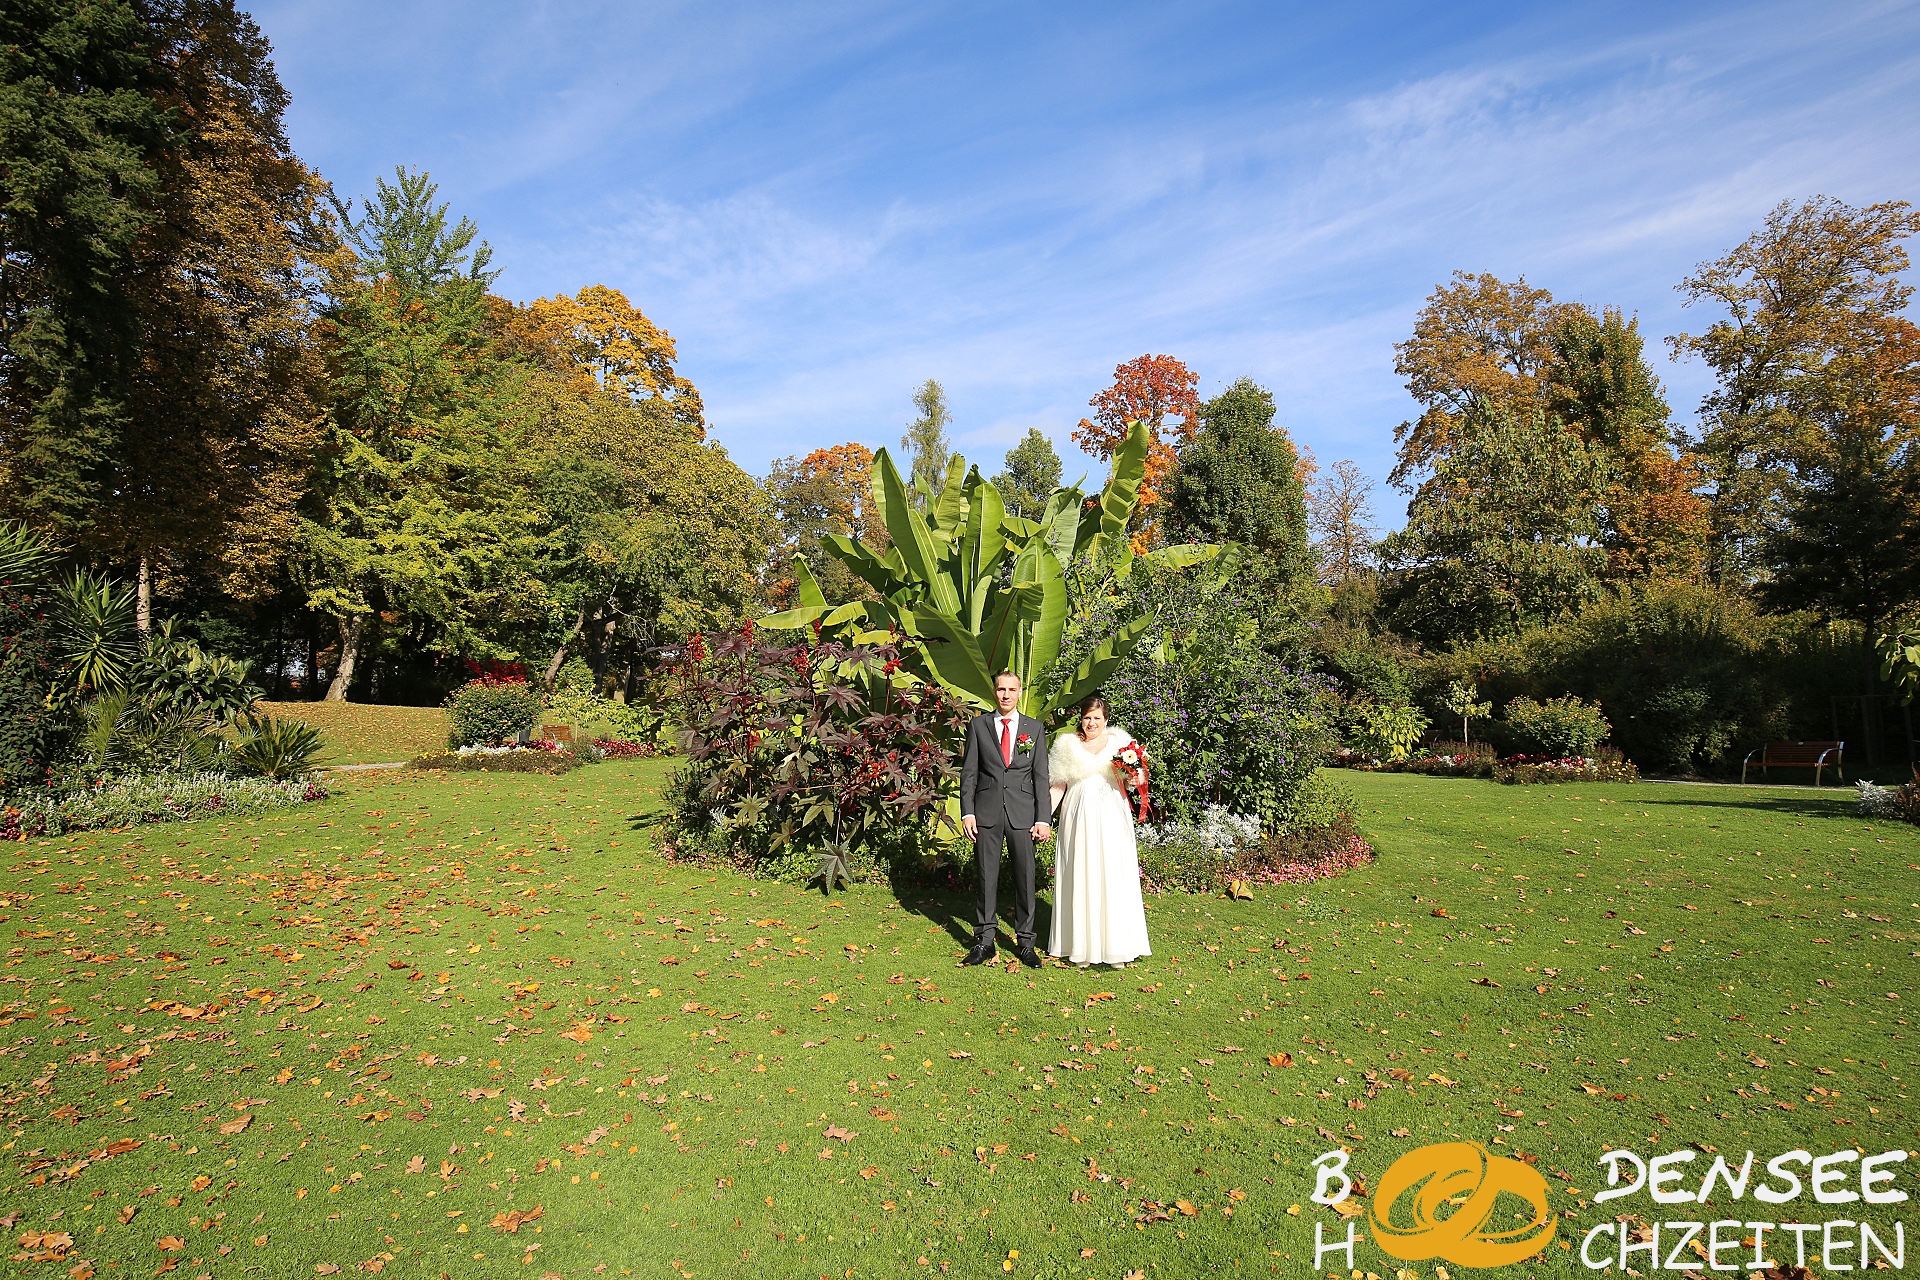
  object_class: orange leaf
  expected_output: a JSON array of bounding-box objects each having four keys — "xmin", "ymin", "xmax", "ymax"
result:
[
  {"xmin": 219, "ymin": 1114, "xmax": 252, "ymax": 1135},
  {"xmin": 1266, "ymin": 1052, "xmax": 1293, "ymax": 1068}
]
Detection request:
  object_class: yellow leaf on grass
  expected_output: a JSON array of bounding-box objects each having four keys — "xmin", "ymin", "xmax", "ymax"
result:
[{"xmin": 219, "ymin": 1114, "xmax": 252, "ymax": 1135}]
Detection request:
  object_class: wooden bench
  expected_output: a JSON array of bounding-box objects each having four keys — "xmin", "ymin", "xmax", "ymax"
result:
[{"xmin": 1741, "ymin": 740, "xmax": 1844, "ymax": 786}]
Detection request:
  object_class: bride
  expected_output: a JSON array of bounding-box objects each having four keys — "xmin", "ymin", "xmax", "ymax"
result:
[{"xmin": 1046, "ymin": 693, "xmax": 1152, "ymax": 967}]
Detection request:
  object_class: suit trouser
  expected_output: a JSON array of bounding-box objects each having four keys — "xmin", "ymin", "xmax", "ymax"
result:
[{"xmin": 975, "ymin": 821, "xmax": 1035, "ymax": 945}]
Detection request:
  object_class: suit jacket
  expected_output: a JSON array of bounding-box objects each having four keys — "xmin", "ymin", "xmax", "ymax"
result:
[{"xmin": 960, "ymin": 711, "xmax": 1052, "ymax": 829}]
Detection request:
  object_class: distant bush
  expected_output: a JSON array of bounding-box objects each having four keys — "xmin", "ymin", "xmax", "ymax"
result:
[
  {"xmin": 1283, "ymin": 772, "xmax": 1357, "ymax": 828},
  {"xmin": 1502, "ymin": 695, "xmax": 1610, "ymax": 758},
  {"xmin": 1347, "ymin": 701, "xmax": 1430, "ymax": 762},
  {"xmin": 445, "ymin": 678, "xmax": 542, "ymax": 748},
  {"xmin": 1430, "ymin": 582, "xmax": 1859, "ymax": 774},
  {"xmin": 1138, "ymin": 815, "xmax": 1373, "ymax": 894}
]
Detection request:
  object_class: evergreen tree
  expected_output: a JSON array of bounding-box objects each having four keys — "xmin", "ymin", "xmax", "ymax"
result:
[
  {"xmin": 0, "ymin": 0, "xmax": 169, "ymax": 533},
  {"xmin": 991, "ymin": 428, "xmax": 1062, "ymax": 520},
  {"xmin": 1547, "ymin": 308, "xmax": 1706, "ymax": 580},
  {"xmin": 900, "ymin": 379, "xmax": 952, "ymax": 504},
  {"xmin": 1165, "ymin": 377, "xmax": 1311, "ymax": 581}
]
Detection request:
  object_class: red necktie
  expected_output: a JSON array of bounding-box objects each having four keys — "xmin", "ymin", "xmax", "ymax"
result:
[{"xmin": 1000, "ymin": 718, "xmax": 1012, "ymax": 767}]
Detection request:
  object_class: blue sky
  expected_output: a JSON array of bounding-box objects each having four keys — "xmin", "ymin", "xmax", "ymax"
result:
[{"xmin": 253, "ymin": 0, "xmax": 1920, "ymax": 524}]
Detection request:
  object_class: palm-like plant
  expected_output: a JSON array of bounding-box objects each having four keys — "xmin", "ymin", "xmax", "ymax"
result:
[
  {"xmin": 229, "ymin": 717, "xmax": 329, "ymax": 779},
  {"xmin": 762, "ymin": 422, "xmax": 1217, "ymax": 722},
  {"xmin": 54, "ymin": 570, "xmax": 139, "ymax": 697}
]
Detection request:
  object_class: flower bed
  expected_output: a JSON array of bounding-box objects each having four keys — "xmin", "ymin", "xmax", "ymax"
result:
[
  {"xmin": 409, "ymin": 743, "xmax": 591, "ymax": 774},
  {"xmin": 1336, "ymin": 741, "xmax": 1495, "ymax": 777},
  {"xmin": 0, "ymin": 772, "xmax": 330, "ymax": 839},
  {"xmin": 592, "ymin": 739, "xmax": 658, "ymax": 759},
  {"xmin": 1137, "ymin": 810, "xmax": 1374, "ymax": 894},
  {"xmin": 1493, "ymin": 749, "xmax": 1638, "ymax": 784}
]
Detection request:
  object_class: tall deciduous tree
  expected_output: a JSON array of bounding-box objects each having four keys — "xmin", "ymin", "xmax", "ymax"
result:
[
  {"xmin": 991, "ymin": 428, "xmax": 1063, "ymax": 521},
  {"xmin": 511, "ymin": 284, "xmax": 704, "ymax": 434},
  {"xmin": 1307, "ymin": 459, "xmax": 1376, "ymax": 585},
  {"xmin": 111, "ymin": 0, "xmax": 331, "ymax": 617},
  {"xmin": 1380, "ymin": 403, "xmax": 1607, "ymax": 642},
  {"xmin": 301, "ymin": 168, "xmax": 541, "ymax": 699},
  {"xmin": 1390, "ymin": 272, "xmax": 1583, "ymax": 490},
  {"xmin": 1672, "ymin": 196, "xmax": 1920, "ymax": 583},
  {"xmin": 764, "ymin": 443, "xmax": 888, "ymax": 610},
  {"xmin": 1165, "ymin": 377, "xmax": 1311, "ymax": 583},
  {"xmin": 1074, "ymin": 354, "xmax": 1201, "ymax": 542},
  {"xmin": 0, "ymin": 0, "xmax": 167, "ymax": 536},
  {"xmin": 900, "ymin": 379, "xmax": 952, "ymax": 504},
  {"xmin": 525, "ymin": 381, "xmax": 771, "ymax": 697}
]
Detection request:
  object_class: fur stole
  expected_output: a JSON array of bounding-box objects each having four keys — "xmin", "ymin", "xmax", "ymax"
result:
[{"xmin": 1048, "ymin": 726, "xmax": 1131, "ymax": 789}]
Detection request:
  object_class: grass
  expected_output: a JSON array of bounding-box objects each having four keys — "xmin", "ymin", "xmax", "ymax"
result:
[
  {"xmin": 2, "ymin": 766, "xmax": 1914, "ymax": 1280},
  {"xmin": 253, "ymin": 701, "xmax": 451, "ymax": 766}
]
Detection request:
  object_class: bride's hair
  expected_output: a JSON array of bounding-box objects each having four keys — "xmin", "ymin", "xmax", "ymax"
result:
[{"xmin": 1077, "ymin": 693, "xmax": 1110, "ymax": 719}]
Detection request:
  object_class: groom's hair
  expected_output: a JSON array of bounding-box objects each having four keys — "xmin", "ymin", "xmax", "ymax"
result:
[{"xmin": 992, "ymin": 671, "xmax": 1021, "ymax": 687}]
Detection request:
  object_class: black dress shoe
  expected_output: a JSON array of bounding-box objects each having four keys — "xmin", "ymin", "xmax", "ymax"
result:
[
  {"xmin": 1015, "ymin": 945, "xmax": 1043, "ymax": 969},
  {"xmin": 960, "ymin": 941, "xmax": 995, "ymax": 966}
]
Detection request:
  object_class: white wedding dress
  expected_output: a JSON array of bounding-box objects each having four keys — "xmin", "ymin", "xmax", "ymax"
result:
[{"xmin": 1047, "ymin": 727, "xmax": 1152, "ymax": 966}]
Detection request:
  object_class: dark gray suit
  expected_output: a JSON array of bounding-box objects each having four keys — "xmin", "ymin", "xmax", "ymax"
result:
[{"xmin": 959, "ymin": 711, "xmax": 1052, "ymax": 947}]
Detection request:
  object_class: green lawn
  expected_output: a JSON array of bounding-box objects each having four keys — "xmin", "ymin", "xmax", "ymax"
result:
[
  {"xmin": 2, "ymin": 767, "xmax": 1914, "ymax": 1279},
  {"xmin": 253, "ymin": 701, "xmax": 452, "ymax": 766}
]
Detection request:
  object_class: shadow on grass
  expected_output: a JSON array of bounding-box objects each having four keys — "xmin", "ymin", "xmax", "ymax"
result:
[
  {"xmin": 1630, "ymin": 787, "xmax": 1862, "ymax": 821},
  {"xmin": 888, "ymin": 874, "xmax": 1056, "ymax": 956}
]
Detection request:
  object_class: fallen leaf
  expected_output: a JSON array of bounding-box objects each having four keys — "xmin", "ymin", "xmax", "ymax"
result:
[
  {"xmin": 489, "ymin": 1205, "xmax": 544, "ymax": 1234},
  {"xmin": 219, "ymin": 1114, "xmax": 252, "ymax": 1135},
  {"xmin": 1266, "ymin": 1052, "xmax": 1293, "ymax": 1068},
  {"xmin": 824, "ymin": 1125, "xmax": 857, "ymax": 1142},
  {"xmin": 157, "ymin": 1238, "xmax": 187, "ymax": 1253}
]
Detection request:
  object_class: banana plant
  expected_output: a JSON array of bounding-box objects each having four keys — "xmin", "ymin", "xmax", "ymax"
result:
[{"xmin": 762, "ymin": 421, "xmax": 1219, "ymax": 721}]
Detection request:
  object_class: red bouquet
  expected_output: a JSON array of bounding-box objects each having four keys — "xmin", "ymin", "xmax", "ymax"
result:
[{"xmin": 1110, "ymin": 740, "xmax": 1150, "ymax": 821}]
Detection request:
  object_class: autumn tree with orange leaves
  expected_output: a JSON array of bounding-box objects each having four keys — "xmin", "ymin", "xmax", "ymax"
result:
[
  {"xmin": 1074, "ymin": 354, "xmax": 1200, "ymax": 544},
  {"xmin": 1391, "ymin": 272, "xmax": 1708, "ymax": 582},
  {"xmin": 504, "ymin": 284, "xmax": 705, "ymax": 435},
  {"xmin": 764, "ymin": 443, "xmax": 892, "ymax": 609}
]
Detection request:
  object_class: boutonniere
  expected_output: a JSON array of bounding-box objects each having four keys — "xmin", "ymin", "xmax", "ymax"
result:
[{"xmin": 1014, "ymin": 733, "xmax": 1034, "ymax": 754}]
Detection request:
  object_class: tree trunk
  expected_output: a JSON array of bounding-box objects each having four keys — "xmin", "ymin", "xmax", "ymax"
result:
[
  {"xmin": 305, "ymin": 616, "xmax": 320, "ymax": 700},
  {"xmin": 543, "ymin": 607, "xmax": 587, "ymax": 691},
  {"xmin": 136, "ymin": 556, "xmax": 152, "ymax": 634},
  {"xmin": 326, "ymin": 614, "xmax": 367, "ymax": 701}
]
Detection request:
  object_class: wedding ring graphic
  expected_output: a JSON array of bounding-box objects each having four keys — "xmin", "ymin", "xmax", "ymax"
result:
[{"xmin": 1368, "ymin": 1141, "xmax": 1558, "ymax": 1267}]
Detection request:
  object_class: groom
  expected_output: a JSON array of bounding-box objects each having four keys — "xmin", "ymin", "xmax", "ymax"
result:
[{"xmin": 959, "ymin": 671, "xmax": 1052, "ymax": 968}]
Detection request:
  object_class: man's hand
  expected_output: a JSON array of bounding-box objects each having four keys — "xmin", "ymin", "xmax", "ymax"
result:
[
  {"xmin": 1031, "ymin": 822, "xmax": 1052, "ymax": 842},
  {"xmin": 962, "ymin": 815, "xmax": 978, "ymax": 842}
]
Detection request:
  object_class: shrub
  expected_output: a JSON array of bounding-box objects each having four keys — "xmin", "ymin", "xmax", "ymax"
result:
[
  {"xmin": 542, "ymin": 688, "xmax": 661, "ymax": 747},
  {"xmin": 1283, "ymin": 771, "xmax": 1356, "ymax": 829},
  {"xmin": 1347, "ymin": 701, "xmax": 1430, "ymax": 762},
  {"xmin": 228, "ymin": 717, "xmax": 328, "ymax": 778},
  {"xmin": 0, "ymin": 771, "xmax": 329, "ymax": 839},
  {"xmin": 1493, "ymin": 748, "xmax": 1638, "ymax": 784},
  {"xmin": 1431, "ymin": 582, "xmax": 1857, "ymax": 774},
  {"xmin": 1502, "ymin": 694, "xmax": 1610, "ymax": 757},
  {"xmin": 445, "ymin": 677, "xmax": 542, "ymax": 748},
  {"xmin": 0, "ymin": 581, "xmax": 61, "ymax": 792},
  {"xmin": 1056, "ymin": 556, "xmax": 1337, "ymax": 831},
  {"xmin": 1858, "ymin": 779, "xmax": 1920, "ymax": 825},
  {"xmin": 665, "ymin": 626, "xmax": 971, "ymax": 887}
]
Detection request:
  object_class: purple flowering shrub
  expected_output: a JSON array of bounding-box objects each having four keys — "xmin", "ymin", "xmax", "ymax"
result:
[{"xmin": 1052, "ymin": 557, "xmax": 1338, "ymax": 833}]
